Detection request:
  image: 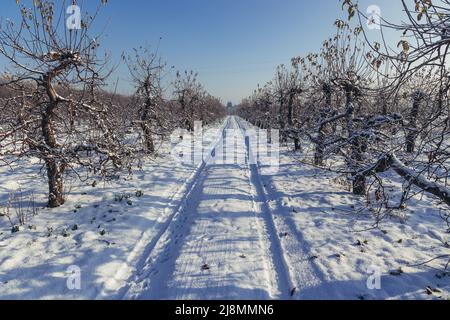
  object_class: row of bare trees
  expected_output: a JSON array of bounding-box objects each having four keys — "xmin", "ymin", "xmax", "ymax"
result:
[
  {"xmin": 0, "ymin": 0, "xmax": 226, "ymax": 208},
  {"xmin": 237, "ymin": 1, "xmax": 450, "ymax": 223}
]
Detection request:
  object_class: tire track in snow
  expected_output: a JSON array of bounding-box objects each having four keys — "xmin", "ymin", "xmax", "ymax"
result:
[
  {"xmin": 165, "ymin": 172, "xmax": 250, "ymax": 300},
  {"xmin": 124, "ymin": 116, "xmax": 287, "ymax": 299},
  {"xmin": 103, "ymin": 118, "xmax": 231, "ymax": 299},
  {"xmin": 234, "ymin": 117, "xmax": 295, "ymax": 299},
  {"xmin": 236, "ymin": 117, "xmax": 323, "ymax": 299}
]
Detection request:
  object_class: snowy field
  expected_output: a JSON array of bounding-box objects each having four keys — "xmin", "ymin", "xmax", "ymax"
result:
[
  {"xmin": 260, "ymin": 145, "xmax": 450, "ymax": 300},
  {"xmin": 0, "ymin": 116, "xmax": 449, "ymax": 300}
]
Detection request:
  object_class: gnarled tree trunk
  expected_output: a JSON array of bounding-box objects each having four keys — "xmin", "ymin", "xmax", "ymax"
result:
[
  {"xmin": 287, "ymin": 93, "xmax": 301, "ymax": 151},
  {"xmin": 314, "ymin": 84, "xmax": 332, "ymax": 166},
  {"xmin": 345, "ymin": 84, "xmax": 366, "ymax": 196},
  {"xmin": 42, "ymin": 74, "xmax": 65, "ymax": 208},
  {"xmin": 140, "ymin": 93, "xmax": 156, "ymax": 153},
  {"xmin": 406, "ymin": 91, "xmax": 424, "ymax": 153}
]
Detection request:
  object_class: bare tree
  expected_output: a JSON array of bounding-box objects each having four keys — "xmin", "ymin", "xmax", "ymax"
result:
[
  {"xmin": 0, "ymin": 0, "xmax": 131, "ymax": 208},
  {"xmin": 124, "ymin": 46, "xmax": 167, "ymax": 153},
  {"xmin": 273, "ymin": 59, "xmax": 304, "ymax": 150},
  {"xmin": 173, "ymin": 70, "xmax": 204, "ymax": 132}
]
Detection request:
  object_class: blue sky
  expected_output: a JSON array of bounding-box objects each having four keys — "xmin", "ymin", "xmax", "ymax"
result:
[{"xmin": 0, "ymin": 0, "xmax": 404, "ymax": 104}]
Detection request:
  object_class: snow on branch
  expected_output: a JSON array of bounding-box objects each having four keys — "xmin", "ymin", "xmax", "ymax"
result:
[{"xmin": 362, "ymin": 153, "xmax": 450, "ymax": 207}]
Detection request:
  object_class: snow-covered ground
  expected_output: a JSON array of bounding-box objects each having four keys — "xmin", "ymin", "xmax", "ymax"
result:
[
  {"xmin": 245, "ymin": 119, "xmax": 450, "ymax": 300},
  {"xmin": 0, "ymin": 120, "xmax": 225, "ymax": 299},
  {"xmin": 125, "ymin": 117, "xmax": 290, "ymax": 300},
  {"xmin": 0, "ymin": 116, "xmax": 449, "ymax": 300},
  {"xmin": 259, "ymin": 149, "xmax": 450, "ymax": 300}
]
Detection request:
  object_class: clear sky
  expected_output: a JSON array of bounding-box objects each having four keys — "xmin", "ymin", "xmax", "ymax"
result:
[{"xmin": 0, "ymin": 0, "xmax": 404, "ymax": 104}]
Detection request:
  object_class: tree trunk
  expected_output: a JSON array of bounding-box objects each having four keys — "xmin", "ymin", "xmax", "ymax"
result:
[
  {"xmin": 314, "ymin": 84, "xmax": 332, "ymax": 166},
  {"xmin": 406, "ymin": 91, "xmax": 423, "ymax": 153},
  {"xmin": 314, "ymin": 131, "xmax": 325, "ymax": 166},
  {"xmin": 352, "ymin": 174, "xmax": 366, "ymax": 196},
  {"xmin": 279, "ymin": 98, "xmax": 286, "ymax": 143},
  {"xmin": 140, "ymin": 96, "xmax": 156, "ymax": 153},
  {"xmin": 42, "ymin": 75, "xmax": 65, "ymax": 208},
  {"xmin": 69, "ymin": 103, "xmax": 76, "ymax": 131},
  {"xmin": 45, "ymin": 157, "xmax": 65, "ymax": 208},
  {"xmin": 345, "ymin": 84, "xmax": 366, "ymax": 196},
  {"xmin": 141, "ymin": 123, "xmax": 155, "ymax": 153},
  {"xmin": 287, "ymin": 94, "xmax": 301, "ymax": 151},
  {"xmin": 293, "ymin": 137, "xmax": 301, "ymax": 152},
  {"xmin": 42, "ymin": 104, "xmax": 64, "ymax": 206},
  {"xmin": 380, "ymin": 93, "xmax": 388, "ymax": 115}
]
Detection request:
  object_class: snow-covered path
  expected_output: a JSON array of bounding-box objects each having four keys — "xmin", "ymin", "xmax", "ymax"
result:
[
  {"xmin": 1, "ymin": 116, "xmax": 448, "ymax": 300},
  {"xmin": 125, "ymin": 117, "xmax": 293, "ymax": 300}
]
